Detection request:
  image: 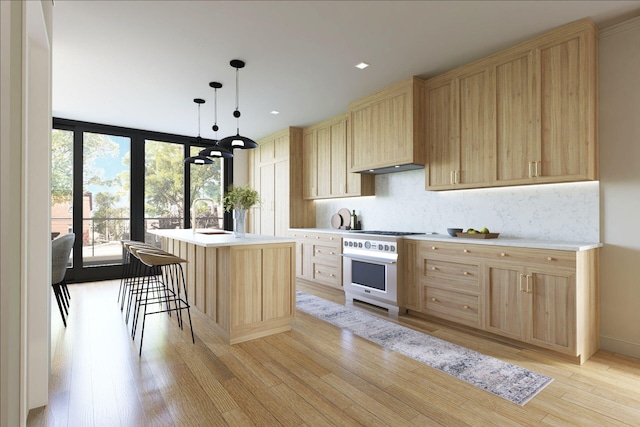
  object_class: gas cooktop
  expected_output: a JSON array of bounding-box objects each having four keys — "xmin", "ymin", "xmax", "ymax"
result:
[{"xmin": 349, "ymin": 230, "xmax": 425, "ymax": 236}]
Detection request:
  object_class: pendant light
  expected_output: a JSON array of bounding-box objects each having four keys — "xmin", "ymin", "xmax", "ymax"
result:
[
  {"xmin": 184, "ymin": 98, "xmax": 214, "ymax": 165},
  {"xmin": 199, "ymin": 82, "xmax": 233, "ymax": 159},
  {"xmin": 217, "ymin": 59, "xmax": 258, "ymax": 150}
]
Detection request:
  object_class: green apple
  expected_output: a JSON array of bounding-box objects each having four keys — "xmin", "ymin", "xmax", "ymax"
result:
[
  {"xmin": 480, "ymin": 227, "xmax": 490, "ymax": 234},
  {"xmin": 466, "ymin": 228, "xmax": 477, "ymax": 234}
]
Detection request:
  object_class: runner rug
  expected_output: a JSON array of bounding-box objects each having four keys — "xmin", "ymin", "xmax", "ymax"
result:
[{"xmin": 296, "ymin": 291, "xmax": 553, "ymax": 406}]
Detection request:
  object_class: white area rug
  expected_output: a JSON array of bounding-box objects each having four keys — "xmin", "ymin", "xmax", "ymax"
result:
[{"xmin": 296, "ymin": 291, "xmax": 553, "ymax": 406}]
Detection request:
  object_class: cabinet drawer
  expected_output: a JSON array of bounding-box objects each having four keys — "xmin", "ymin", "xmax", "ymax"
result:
[
  {"xmin": 313, "ymin": 244, "xmax": 340, "ymax": 261},
  {"xmin": 420, "ymin": 242, "xmax": 484, "ymax": 259},
  {"xmin": 424, "ymin": 287, "xmax": 480, "ymax": 327},
  {"xmin": 481, "ymin": 246, "xmax": 575, "ymax": 269},
  {"xmin": 423, "ymin": 259, "xmax": 480, "ymax": 292},
  {"xmin": 313, "ymin": 262, "xmax": 340, "ymax": 287}
]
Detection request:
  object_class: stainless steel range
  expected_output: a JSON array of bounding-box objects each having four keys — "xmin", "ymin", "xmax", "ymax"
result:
[{"xmin": 342, "ymin": 231, "xmax": 424, "ymax": 317}]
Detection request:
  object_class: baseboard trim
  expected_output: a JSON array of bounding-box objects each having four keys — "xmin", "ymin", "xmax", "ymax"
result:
[{"xmin": 600, "ymin": 335, "xmax": 640, "ymax": 359}]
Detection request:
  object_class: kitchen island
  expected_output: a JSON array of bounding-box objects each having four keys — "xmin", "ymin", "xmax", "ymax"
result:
[{"xmin": 149, "ymin": 229, "xmax": 296, "ymax": 345}]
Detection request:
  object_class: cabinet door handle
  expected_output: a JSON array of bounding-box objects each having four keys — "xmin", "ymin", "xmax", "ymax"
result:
[
  {"xmin": 500, "ymin": 252, "xmax": 506, "ymax": 257},
  {"xmin": 431, "ymin": 246, "xmax": 437, "ymax": 250},
  {"xmin": 450, "ymin": 170, "xmax": 455, "ymax": 185},
  {"xmin": 455, "ymin": 170, "xmax": 460, "ymax": 184},
  {"xmin": 316, "ymin": 236, "xmax": 320, "ymax": 239},
  {"xmin": 329, "ymin": 237, "xmax": 334, "ymax": 240},
  {"xmin": 535, "ymin": 161, "xmax": 540, "ymax": 178},
  {"xmin": 547, "ymin": 256, "xmax": 553, "ymax": 261},
  {"xmin": 431, "ymin": 297, "xmax": 437, "ymax": 302},
  {"xmin": 526, "ymin": 274, "xmax": 532, "ymax": 293},
  {"xmin": 431, "ymin": 267, "xmax": 437, "ymax": 271},
  {"xmin": 329, "ymin": 251, "xmax": 335, "ymax": 255},
  {"xmin": 329, "ymin": 274, "xmax": 335, "ymax": 277},
  {"xmin": 316, "ymin": 270, "xmax": 321, "ymax": 274},
  {"xmin": 463, "ymin": 305, "xmax": 469, "ymax": 310},
  {"xmin": 519, "ymin": 274, "xmax": 525, "ymax": 292},
  {"xmin": 528, "ymin": 161, "xmax": 533, "ymax": 178},
  {"xmin": 463, "ymin": 249, "xmax": 469, "ymax": 253},
  {"xmin": 463, "ymin": 271, "xmax": 469, "ymax": 275}
]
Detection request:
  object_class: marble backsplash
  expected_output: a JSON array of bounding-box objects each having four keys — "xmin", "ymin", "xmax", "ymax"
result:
[{"xmin": 315, "ymin": 169, "xmax": 600, "ymax": 242}]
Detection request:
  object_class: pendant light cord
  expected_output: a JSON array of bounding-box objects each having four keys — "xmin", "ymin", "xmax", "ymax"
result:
[
  {"xmin": 235, "ymin": 67, "xmax": 240, "ymax": 133},
  {"xmin": 197, "ymin": 103, "xmax": 201, "ymax": 138}
]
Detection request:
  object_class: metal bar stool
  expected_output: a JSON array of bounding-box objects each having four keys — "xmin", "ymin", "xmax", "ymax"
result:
[
  {"xmin": 125, "ymin": 244, "xmax": 167, "ymax": 326},
  {"xmin": 132, "ymin": 249, "xmax": 195, "ymax": 356}
]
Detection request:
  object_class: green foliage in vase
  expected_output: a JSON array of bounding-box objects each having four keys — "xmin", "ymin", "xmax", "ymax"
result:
[{"xmin": 223, "ymin": 185, "xmax": 260, "ymax": 212}]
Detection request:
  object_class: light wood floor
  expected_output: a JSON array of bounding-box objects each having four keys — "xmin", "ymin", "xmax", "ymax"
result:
[{"xmin": 28, "ymin": 279, "xmax": 640, "ymax": 426}]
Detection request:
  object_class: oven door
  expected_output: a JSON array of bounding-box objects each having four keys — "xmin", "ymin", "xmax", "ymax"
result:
[{"xmin": 341, "ymin": 253, "xmax": 397, "ymax": 301}]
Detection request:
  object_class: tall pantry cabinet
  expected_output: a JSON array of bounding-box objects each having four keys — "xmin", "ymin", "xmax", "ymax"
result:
[{"xmin": 248, "ymin": 127, "xmax": 315, "ymax": 236}]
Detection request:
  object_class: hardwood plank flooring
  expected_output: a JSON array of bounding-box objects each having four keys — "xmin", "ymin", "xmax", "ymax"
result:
[{"xmin": 27, "ymin": 279, "xmax": 640, "ymax": 426}]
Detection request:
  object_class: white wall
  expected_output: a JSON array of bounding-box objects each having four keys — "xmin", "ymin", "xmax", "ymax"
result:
[
  {"xmin": 599, "ymin": 16, "xmax": 640, "ymax": 358},
  {"xmin": 317, "ymin": 171, "xmax": 600, "ymax": 242},
  {"xmin": 0, "ymin": 0, "xmax": 52, "ymax": 424},
  {"xmin": 1, "ymin": 2, "xmax": 24, "ymax": 425}
]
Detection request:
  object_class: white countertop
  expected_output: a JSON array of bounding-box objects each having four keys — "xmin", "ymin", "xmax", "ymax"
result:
[
  {"xmin": 289, "ymin": 228, "xmax": 602, "ymax": 251},
  {"xmin": 150, "ymin": 229, "xmax": 295, "ymax": 247}
]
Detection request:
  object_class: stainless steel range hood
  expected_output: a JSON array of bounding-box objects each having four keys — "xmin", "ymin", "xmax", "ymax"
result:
[{"xmin": 357, "ymin": 163, "xmax": 424, "ymax": 175}]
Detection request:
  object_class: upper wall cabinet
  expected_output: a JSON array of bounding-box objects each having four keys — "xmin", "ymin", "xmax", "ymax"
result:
[
  {"xmin": 302, "ymin": 113, "xmax": 374, "ymax": 199},
  {"xmin": 425, "ymin": 64, "xmax": 495, "ymax": 190},
  {"xmin": 425, "ymin": 18, "xmax": 598, "ymax": 191},
  {"xmin": 349, "ymin": 77, "xmax": 426, "ymax": 173}
]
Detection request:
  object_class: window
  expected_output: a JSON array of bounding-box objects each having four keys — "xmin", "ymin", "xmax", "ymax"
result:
[{"xmin": 52, "ymin": 118, "xmax": 232, "ymax": 282}]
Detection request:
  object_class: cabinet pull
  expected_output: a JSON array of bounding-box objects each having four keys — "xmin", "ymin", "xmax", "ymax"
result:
[
  {"xmin": 431, "ymin": 297, "xmax": 437, "ymax": 302},
  {"xmin": 463, "ymin": 271, "xmax": 469, "ymax": 275},
  {"xmin": 463, "ymin": 305, "xmax": 469, "ymax": 310},
  {"xmin": 547, "ymin": 256, "xmax": 553, "ymax": 261},
  {"xmin": 535, "ymin": 161, "xmax": 540, "ymax": 178},
  {"xmin": 329, "ymin": 251, "xmax": 335, "ymax": 255},
  {"xmin": 463, "ymin": 249, "xmax": 469, "ymax": 253},
  {"xmin": 316, "ymin": 270, "xmax": 321, "ymax": 274},
  {"xmin": 329, "ymin": 274, "xmax": 335, "ymax": 277},
  {"xmin": 519, "ymin": 274, "xmax": 525, "ymax": 292},
  {"xmin": 431, "ymin": 267, "xmax": 437, "ymax": 271},
  {"xmin": 431, "ymin": 246, "xmax": 437, "ymax": 250},
  {"xmin": 330, "ymin": 237, "xmax": 334, "ymax": 240},
  {"xmin": 455, "ymin": 170, "xmax": 460, "ymax": 184},
  {"xmin": 316, "ymin": 236, "xmax": 320, "ymax": 239},
  {"xmin": 526, "ymin": 274, "xmax": 532, "ymax": 293},
  {"xmin": 450, "ymin": 170, "xmax": 455, "ymax": 185},
  {"xmin": 500, "ymin": 252, "xmax": 506, "ymax": 257}
]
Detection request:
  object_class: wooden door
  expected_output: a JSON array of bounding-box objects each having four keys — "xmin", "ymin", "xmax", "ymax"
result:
[
  {"xmin": 494, "ymin": 50, "xmax": 538, "ymax": 185},
  {"xmin": 538, "ymin": 34, "xmax": 590, "ymax": 181},
  {"xmin": 485, "ymin": 264, "xmax": 526, "ymax": 341},
  {"xmin": 316, "ymin": 126, "xmax": 332, "ymax": 197},
  {"xmin": 527, "ymin": 267, "xmax": 577, "ymax": 354},
  {"xmin": 330, "ymin": 119, "xmax": 347, "ymax": 196},
  {"xmin": 457, "ymin": 66, "xmax": 494, "ymax": 187},
  {"xmin": 302, "ymin": 130, "xmax": 317, "ymax": 199},
  {"xmin": 274, "ymin": 159, "xmax": 289, "ymax": 237},
  {"xmin": 425, "ymin": 78, "xmax": 459, "ymax": 189},
  {"xmin": 259, "ymin": 162, "xmax": 275, "ymax": 236}
]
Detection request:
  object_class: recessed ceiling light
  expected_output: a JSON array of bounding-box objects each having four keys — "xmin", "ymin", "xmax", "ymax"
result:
[
  {"xmin": 270, "ymin": 110, "xmax": 280, "ymax": 115},
  {"xmin": 355, "ymin": 62, "xmax": 370, "ymax": 70}
]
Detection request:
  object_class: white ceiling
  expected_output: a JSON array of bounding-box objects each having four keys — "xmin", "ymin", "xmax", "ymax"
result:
[{"xmin": 52, "ymin": 0, "xmax": 640, "ymax": 141}]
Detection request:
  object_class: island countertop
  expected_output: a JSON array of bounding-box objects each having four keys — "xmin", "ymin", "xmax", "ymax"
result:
[{"xmin": 149, "ymin": 228, "xmax": 295, "ymax": 247}]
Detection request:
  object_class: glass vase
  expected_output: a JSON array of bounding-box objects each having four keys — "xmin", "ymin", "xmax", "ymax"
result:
[{"xmin": 234, "ymin": 209, "xmax": 246, "ymax": 238}]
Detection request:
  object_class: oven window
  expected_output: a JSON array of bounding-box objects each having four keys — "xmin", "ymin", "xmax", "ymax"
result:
[{"xmin": 352, "ymin": 260, "xmax": 386, "ymax": 291}]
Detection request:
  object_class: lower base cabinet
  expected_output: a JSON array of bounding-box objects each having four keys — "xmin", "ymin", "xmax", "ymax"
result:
[
  {"xmin": 290, "ymin": 231, "xmax": 343, "ymax": 289},
  {"xmin": 400, "ymin": 240, "xmax": 598, "ymax": 364}
]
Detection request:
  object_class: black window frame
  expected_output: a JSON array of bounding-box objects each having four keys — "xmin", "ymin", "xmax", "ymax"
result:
[{"xmin": 53, "ymin": 117, "xmax": 233, "ymax": 283}]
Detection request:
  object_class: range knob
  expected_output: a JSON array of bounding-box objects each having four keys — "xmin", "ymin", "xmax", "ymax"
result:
[
  {"xmin": 384, "ymin": 244, "xmax": 390, "ymax": 251},
  {"xmin": 359, "ymin": 242, "xmax": 363, "ymax": 248},
  {"xmin": 391, "ymin": 245, "xmax": 396, "ymax": 252},
  {"xmin": 364, "ymin": 241, "xmax": 371, "ymax": 249}
]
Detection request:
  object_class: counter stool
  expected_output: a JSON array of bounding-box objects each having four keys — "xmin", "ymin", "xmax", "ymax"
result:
[
  {"xmin": 124, "ymin": 244, "xmax": 167, "ymax": 325},
  {"xmin": 132, "ymin": 249, "xmax": 194, "ymax": 356}
]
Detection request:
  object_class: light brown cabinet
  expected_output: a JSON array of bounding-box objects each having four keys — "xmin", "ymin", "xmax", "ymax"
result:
[
  {"xmin": 290, "ymin": 231, "xmax": 342, "ymax": 289},
  {"xmin": 302, "ymin": 114, "xmax": 374, "ymax": 199},
  {"xmin": 349, "ymin": 77, "xmax": 426, "ymax": 173},
  {"xmin": 425, "ymin": 64, "xmax": 494, "ymax": 189},
  {"xmin": 425, "ymin": 18, "xmax": 598, "ymax": 191},
  {"xmin": 401, "ymin": 240, "xmax": 599, "ymax": 363},
  {"xmin": 249, "ymin": 127, "xmax": 315, "ymax": 236},
  {"xmin": 485, "ymin": 261, "xmax": 577, "ymax": 355}
]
